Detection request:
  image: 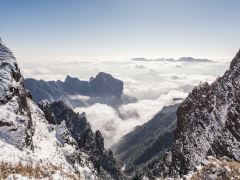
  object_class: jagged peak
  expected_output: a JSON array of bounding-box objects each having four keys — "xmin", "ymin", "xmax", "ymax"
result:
[
  {"xmin": 230, "ymin": 49, "xmax": 240, "ymax": 69},
  {"xmin": 89, "ymin": 72, "xmax": 112, "ymax": 82},
  {"xmin": 0, "ymin": 39, "xmax": 22, "ymax": 101},
  {"xmin": 65, "ymin": 75, "xmax": 73, "ymax": 81},
  {"xmin": 97, "ymin": 72, "xmax": 112, "ymax": 77},
  {"xmin": 0, "ymin": 38, "xmax": 11, "ymax": 53},
  {"xmin": 96, "ymin": 72, "xmax": 116, "ymax": 81},
  {"xmin": 64, "ymin": 75, "xmax": 80, "ymax": 83}
]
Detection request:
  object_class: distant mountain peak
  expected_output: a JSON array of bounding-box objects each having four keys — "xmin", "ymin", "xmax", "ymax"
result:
[
  {"xmin": 131, "ymin": 57, "xmax": 213, "ymax": 63},
  {"xmin": 97, "ymin": 71, "xmax": 112, "ymax": 76},
  {"xmin": 65, "ymin": 75, "xmax": 79, "ymax": 82},
  {"xmin": 25, "ymin": 71, "xmax": 135, "ymax": 108},
  {"xmin": 91, "ymin": 72, "xmax": 123, "ymax": 96},
  {"xmin": 65, "ymin": 74, "xmax": 72, "ymax": 79},
  {"xmin": 177, "ymin": 57, "xmax": 212, "ymax": 63},
  {"xmin": 88, "ymin": 72, "xmax": 113, "ymax": 82}
]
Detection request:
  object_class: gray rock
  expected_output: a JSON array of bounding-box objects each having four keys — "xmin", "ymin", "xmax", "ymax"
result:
[
  {"xmin": 136, "ymin": 50, "xmax": 240, "ymax": 179},
  {"xmin": 39, "ymin": 100, "xmax": 124, "ymax": 179},
  {"xmin": 25, "ymin": 73, "xmax": 136, "ymax": 108}
]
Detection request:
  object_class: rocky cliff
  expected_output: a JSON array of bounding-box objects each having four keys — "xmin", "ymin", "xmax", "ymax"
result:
[
  {"xmin": 0, "ymin": 39, "xmax": 123, "ymax": 179},
  {"xmin": 135, "ymin": 50, "xmax": 240, "ymax": 179},
  {"xmin": 39, "ymin": 100, "xmax": 123, "ymax": 179}
]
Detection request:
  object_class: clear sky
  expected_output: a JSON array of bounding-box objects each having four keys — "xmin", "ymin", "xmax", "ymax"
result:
[{"xmin": 1, "ymin": 0, "xmax": 240, "ymax": 61}]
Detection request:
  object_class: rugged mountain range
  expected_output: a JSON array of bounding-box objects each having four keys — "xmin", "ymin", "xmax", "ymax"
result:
[
  {"xmin": 113, "ymin": 103, "xmax": 179, "ymax": 175},
  {"xmin": 25, "ymin": 73, "xmax": 136, "ymax": 109},
  {"xmin": 133, "ymin": 50, "xmax": 240, "ymax": 179},
  {"xmin": 1, "ymin": 36, "xmax": 240, "ymax": 179},
  {"xmin": 0, "ymin": 39, "xmax": 123, "ymax": 179}
]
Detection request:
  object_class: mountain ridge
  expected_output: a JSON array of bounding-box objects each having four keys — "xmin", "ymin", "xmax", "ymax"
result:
[
  {"xmin": 113, "ymin": 103, "xmax": 179, "ymax": 175},
  {"xmin": 25, "ymin": 73, "xmax": 136, "ymax": 108},
  {"xmin": 134, "ymin": 49, "xmax": 240, "ymax": 179},
  {"xmin": 131, "ymin": 57, "xmax": 213, "ymax": 63}
]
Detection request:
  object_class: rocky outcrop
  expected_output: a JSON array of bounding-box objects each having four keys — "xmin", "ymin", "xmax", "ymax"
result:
[
  {"xmin": 25, "ymin": 73, "xmax": 136, "ymax": 108},
  {"xmin": 0, "ymin": 39, "xmax": 34, "ymax": 150},
  {"xmin": 90, "ymin": 72, "xmax": 123, "ymax": 96},
  {"xmin": 135, "ymin": 50, "xmax": 240, "ymax": 179},
  {"xmin": 39, "ymin": 100, "xmax": 123, "ymax": 179}
]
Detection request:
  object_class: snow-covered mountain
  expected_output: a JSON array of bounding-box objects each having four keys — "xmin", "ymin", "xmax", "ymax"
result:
[
  {"xmin": 0, "ymin": 39, "xmax": 123, "ymax": 179},
  {"xmin": 1, "ymin": 36, "xmax": 239, "ymax": 179},
  {"xmin": 25, "ymin": 73, "xmax": 137, "ymax": 109},
  {"xmin": 134, "ymin": 50, "xmax": 240, "ymax": 179}
]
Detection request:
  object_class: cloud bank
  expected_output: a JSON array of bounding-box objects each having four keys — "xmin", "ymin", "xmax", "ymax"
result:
[
  {"xmin": 75, "ymin": 90, "xmax": 187, "ymax": 148},
  {"xmin": 20, "ymin": 57, "xmax": 229, "ymax": 147}
]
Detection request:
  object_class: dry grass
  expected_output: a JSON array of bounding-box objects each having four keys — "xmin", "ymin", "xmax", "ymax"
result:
[
  {"xmin": 0, "ymin": 161, "xmax": 81, "ymax": 179},
  {"xmin": 190, "ymin": 157, "xmax": 240, "ymax": 180}
]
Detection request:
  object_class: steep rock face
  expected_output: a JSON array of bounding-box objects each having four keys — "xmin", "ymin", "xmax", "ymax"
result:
[
  {"xmin": 113, "ymin": 104, "xmax": 179, "ymax": 174},
  {"xmin": 90, "ymin": 72, "xmax": 123, "ymax": 96},
  {"xmin": 25, "ymin": 73, "xmax": 136, "ymax": 108},
  {"xmin": 0, "ymin": 39, "xmax": 33, "ymax": 150},
  {"xmin": 0, "ymin": 40, "xmax": 81, "ymax": 178},
  {"xmin": 137, "ymin": 50, "xmax": 240, "ymax": 178},
  {"xmin": 24, "ymin": 78, "xmax": 87, "ymax": 108},
  {"xmin": 39, "ymin": 100, "xmax": 123, "ymax": 179},
  {"xmin": 64, "ymin": 75, "xmax": 91, "ymax": 95},
  {"xmin": 0, "ymin": 39, "xmax": 123, "ymax": 179}
]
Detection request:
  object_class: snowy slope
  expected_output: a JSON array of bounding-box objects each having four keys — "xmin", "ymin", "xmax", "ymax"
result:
[{"xmin": 0, "ymin": 39, "xmax": 123, "ymax": 179}]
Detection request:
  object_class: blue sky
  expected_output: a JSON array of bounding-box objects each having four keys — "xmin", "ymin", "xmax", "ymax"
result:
[{"xmin": 1, "ymin": 0, "xmax": 240, "ymax": 61}]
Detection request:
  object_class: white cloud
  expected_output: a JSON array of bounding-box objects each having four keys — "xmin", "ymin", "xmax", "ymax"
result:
[
  {"xmin": 134, "ymin": 64, "xmax": 146, "ymax": 69},
  {"xmin": 75, "ymin": 104, "xmax": 122, "ymax": 148},
  {"xmin": 68, "ymin": 95, "xmax": 90, "ymax": 101},
  {"xmin": 21, "ymin": 57, "xmax": 229, "ymax": 147},
  {"xmin": 75, "ymin": 90, "xmax": 187, "ymax": 148}
]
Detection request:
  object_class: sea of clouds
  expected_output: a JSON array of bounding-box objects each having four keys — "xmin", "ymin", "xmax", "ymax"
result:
[{"xmin": 20, "ymin": 57, "xmax": 229, "ymax": 147}]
